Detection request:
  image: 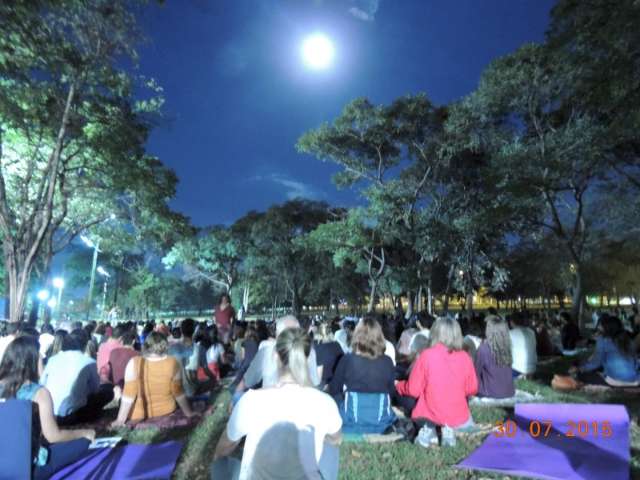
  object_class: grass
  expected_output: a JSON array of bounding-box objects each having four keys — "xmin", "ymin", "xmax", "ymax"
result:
[{"xmin": 96, "ymin": 358, "xmax": 639, "ymax": 479}]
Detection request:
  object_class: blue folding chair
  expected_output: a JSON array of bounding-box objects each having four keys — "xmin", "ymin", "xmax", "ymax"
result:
[{"xmin": 0, "ymin": 399, "xmax": 34, "ymax": 480}]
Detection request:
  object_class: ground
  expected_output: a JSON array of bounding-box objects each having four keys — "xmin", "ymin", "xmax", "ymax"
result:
[{"xmin": 104, "ymin": 355, "xmax": 640, "ymax": 479}]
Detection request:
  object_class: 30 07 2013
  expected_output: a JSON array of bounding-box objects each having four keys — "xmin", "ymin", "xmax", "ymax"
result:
[{"xmin": 493, "ymin": 420, "xmax": 613, "ymax": 438}]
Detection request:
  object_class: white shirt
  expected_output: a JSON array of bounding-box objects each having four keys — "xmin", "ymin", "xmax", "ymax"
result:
[
  {"xmin": 334, "ymin": 329, "xmax": 350, "ymax": 353},
  {"xmin": 42, "ymin": 350, "xmax": 99, "ymax": 416},
  {"xmin": 206, "ymin": 343, "xmax": 225, "ymax": 364},
  {"xmin": 384, "ymin": 340, "xmax": 396, "ymax": 366},
  {"xmin": 510, "ymin": 327, "xmax": 537, "ymax": 374},
  {"xmin": 0, "ymin": 335, "xmax": 15, "ymax": 363},
  {"xmin": 409, "ymin": 329, "xmax": 430, "ymax": 353},
  {"xmin": 39, "ymin": 333, "xmax": 55, "ymax": 357},
  {"xmin": 227, "ymin": 385, "xmax": 342, "ymax": 480}
]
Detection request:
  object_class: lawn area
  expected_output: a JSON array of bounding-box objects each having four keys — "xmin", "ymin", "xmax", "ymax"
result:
[{"xmin": 103, "ymin": 359, "xmax": 640, "ymax": 479}]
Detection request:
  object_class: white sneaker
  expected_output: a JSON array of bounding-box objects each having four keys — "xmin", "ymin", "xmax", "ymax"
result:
[
  {"xmin": 415, "ymin": 425, "xmax": 438, "ymax": 448},
  {"xmin": 441, "ymin": 426, "xmax": 456, "ymax": 447}
]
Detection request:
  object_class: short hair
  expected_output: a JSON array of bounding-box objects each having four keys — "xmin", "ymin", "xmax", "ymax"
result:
[
  {"xmin": 430, "ymin": 317, "xmax": 463, "ymax": 352},
  {"xmin": 351, "ymin": 316, "xmax": 386, "ymax": 359},
  {"xmin": 112, "ymin": 324, "xmax": 127, "ymax": 339},
  {"xmin": 120, "ymin": 330, "xmax": 137, "ymax": 346},
  {"xmin": 68, "ymin": 328, "xmax": 90, "ymax": 352},
  {"xmin": 180, "ymin": 318, "xmax": 196, "ymax": 338},
  {"xmin": 41, "ymin": 323, "xmax": 54, "ymax": 335},
  {"xmin": 143, "ymin": 331, "xmax": 168, "ymax": 356}
]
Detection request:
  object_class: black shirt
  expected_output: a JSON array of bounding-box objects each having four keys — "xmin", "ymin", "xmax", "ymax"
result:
[
  {"xmin": 329, "ymin": 353, "xmax": 396, "ymax": 402},
  {"xmin": 314, "ymin": 341, "xmax": 343, "ymax": 385}
]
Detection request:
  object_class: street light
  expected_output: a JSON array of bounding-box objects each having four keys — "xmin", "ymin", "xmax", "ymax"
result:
[
  {"xmin": 97, "ymin": 266, "xmax": 111, "ymax": 320},
  {"xmin": 47, "ymin": 298, "xmax": 57, "ymax": 309},
  {"xmin": 37, "ymin": 290, "xmax": 50, "ymax": 301}
]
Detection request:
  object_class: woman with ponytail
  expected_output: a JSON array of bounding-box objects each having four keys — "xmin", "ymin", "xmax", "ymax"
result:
[{"xmin": 214, "ymin": 327, "xmax": 342, "ymax": 480}]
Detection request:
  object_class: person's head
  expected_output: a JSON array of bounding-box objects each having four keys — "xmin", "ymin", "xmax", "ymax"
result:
[
  {"xmin": 112, "ymin": 324, "xmax": 127, "ymax": 340},
  {"xmin": 5, "ymin": 321, "xmax": 22, "ymax": 337},
  {"xmin": 351, "ymin": 316, "xmax": 386, "ymax": 359},
  {"xmin": 219, "ymin": 294, "xmax": 231, "ymax": 306},
  {"xmin": 120, "ymin": 330, "xmax": 137, "ymax": 347},
  {"xmin": 0, "ymin": 335, "xmax": 41, "ymax": 399},
  {"xmin": 430, "ymin": 317, "xmax": 464, "ymax": 352},
  {"xmin": 68, "ymin": 328, "xmax": 90, "ymax": 352},
  {"xmin": 41, "ymin": 323, "xmax": 54, "ymax": 336},
  {"xmin": 485, "ymin": 315, "xmax": 512, "ymax": 367},
  {"xmin": 275, "ymin": 315, "xmax": 300, "ymax": 337},
  {"xmin": 48, "ymin": 329, "xmax": 70, "ymax": 358},
  {"xmin": 600, "ymin": 316, "xmax": 634, "ymax": 357},
  {"xmin": 171, "ymin": 327, "xmax": 181, "ymax": 340},
  {"xmin": 275, "ymin": 327, "xmax": 311, "ymax": 386},
  {"xmin": 411, "ymin": 333, "xmax": 431, "ymax": 355},
  {"xmin": 180, "ymin": 318, "xmax": 196, "ymax": 339},
  {"xmin": 142, "ymin": 321, "xmax": 155, "ymax": 336},
  {"xmin": 143, "ymin": 331, "xmax": 169, "ymax": 356},
  {"xmin": 314, "ymin": 323, "xmax": 334, "ymax": 343}
]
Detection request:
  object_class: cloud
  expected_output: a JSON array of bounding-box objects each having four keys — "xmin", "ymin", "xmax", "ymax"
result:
[
  {"xmin": 348, "ymin": 0, "xmax": 380, "ymax": 21},
  {"xmin": 251, "ymin": 173, "xmax": 323, "ymax": 200}
]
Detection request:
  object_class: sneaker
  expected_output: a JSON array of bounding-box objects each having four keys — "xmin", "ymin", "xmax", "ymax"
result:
[
  {"xmin": 415, "ymin": 425, "xmax": 438, "ymax": 448},
  {"xmin": 441, "ymin": 426, "xmax": 456, "ymax": 447}
]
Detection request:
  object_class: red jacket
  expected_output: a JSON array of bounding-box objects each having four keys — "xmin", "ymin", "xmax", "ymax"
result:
[{"xmin": 396, "ymin": 343, "xmax": 478, "ymax": 427}]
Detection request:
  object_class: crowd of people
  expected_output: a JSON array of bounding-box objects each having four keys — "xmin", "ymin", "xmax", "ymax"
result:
[{"xmin": 0, "ymin": 299, "xmax": 639, "ymax": 479}]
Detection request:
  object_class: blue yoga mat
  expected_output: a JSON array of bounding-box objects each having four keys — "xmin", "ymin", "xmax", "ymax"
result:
[
  {"xmin": 50, "ymin": 441, "xmax": 184, "ymax": 480},
  {"xmin": 457, "ymin": 403, "xmax": 630, "ymax": 480}
]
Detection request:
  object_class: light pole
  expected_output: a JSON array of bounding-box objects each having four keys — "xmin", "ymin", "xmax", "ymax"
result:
[
  {"xmin": 81, "ymin": 235, "xmax": 101, "ymax": 320},
  {"xmin": 52, "ymin": 277, "xmax": 64, "ymax": 320},
  {"xmin": 37, "ymin": 289, "xmax": 50, "ymax": 322},
  {"xmin": 97, "ymin": 266, "xmax": 111, "ymax": 321}
]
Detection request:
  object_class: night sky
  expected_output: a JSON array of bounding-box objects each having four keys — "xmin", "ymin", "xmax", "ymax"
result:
[{"xmin": 139, "ymin": 0, "xmax": 557, "ymax": 227}]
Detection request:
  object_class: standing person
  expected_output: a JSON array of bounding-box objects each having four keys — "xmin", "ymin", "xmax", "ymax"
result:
[
  {"xmin": 396, "ymin": 317, "xmax": 478, "ymax": 447},
  {"xmin": 215, "ymin": 294, "xmax": 236, "ymax": 345},
  {"xmin": 213, "ymin": 328, "xmax": 342, "ymax": 480},
  {"xmin": 0, "ymin": 336, "xmax": 95, "ymax": 480},
  {"xmin": 474, "ymin": 316, "xmax": 515, "ymax": 399}
]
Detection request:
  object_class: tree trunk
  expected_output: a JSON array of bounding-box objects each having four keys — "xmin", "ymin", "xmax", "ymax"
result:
[
  {"xmin": 367, "ymin": 279, "xmax": 378, "ymax": 313},
  {"xmin": 443, "ymin": 265, "xmax": 455, "ymax": 314},
  {"xmin": 465, "ymin": 292, "xmax": 474, "ymax": 319},
  {"xmin": 416, "ymin": 286, "xmax": 423, "ymax": 313},
  {"xmin": 427, "ymin": 283, "xmax": 433, "ymax": 315},
  {"xmin": 405, "ymin": 290, "xmax": 414, "ymax": 320},
  {"xmin": 571, "ymin": 265, "xmax": 585, "ymax": 326}
]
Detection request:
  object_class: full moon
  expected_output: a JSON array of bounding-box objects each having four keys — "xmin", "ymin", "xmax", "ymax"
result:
[{"xmin": 301, "ymin": 33, "xmax": 335, "ymax": 70}]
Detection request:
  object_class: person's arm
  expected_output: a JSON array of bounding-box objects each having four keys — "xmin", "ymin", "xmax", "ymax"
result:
[
  {"xmin": 213, "ymin": 429, "xmax": 241, "ymax": 460},
  {"xmin": 34, "ymin": 387, "xmax": 95, "ymax": 443},
  {"xmin": 580, "ymin": 338, "xmax": 605, "ymax": 373},
  {"xmin": 111, "ymin": 359, "xmax": 138, "ymax": 428},
  {"xmin": 325, "ymin": 430, "xmax": 342, "ymax": 446},
  {"xmin": 328, "ymin": 355, "xmax": 347, "ymax": 400},
  {"xmin": 214, "ymin": 391, "xmax": 250, "ymax": 459},
  {"xmin": 396, "ymin": 352, "xmax": 427, "ymax": 398},
  {"xmin": 241, "ymin": 347, "xmax": 265, "ymax": 390},
  {"xmin": 172, "ymin": 365, "xmax": 196, "ymax": 418}
]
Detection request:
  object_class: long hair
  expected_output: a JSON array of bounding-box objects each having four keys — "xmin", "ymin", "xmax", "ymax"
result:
[
  {"xmin": 0, "ymin": 336, "xmax": 40, "ymax": 399},
  {"xmin": 351, "ymin": 316, "xmax": 386, "ymax": 359},
  {"xmin": 430, "ymin": 317, "xmax": 464, "ymax": 352},
  {"xmin": 601, "ymin": 316, "xmax": 634, "ymax": 357},
  {"xmin": 275, "ymin": 328, "xmax": 311, "ymax": 387},
  {"xmin": 485, "ymin": 315, "xmax": 512, "ymax": 367}
]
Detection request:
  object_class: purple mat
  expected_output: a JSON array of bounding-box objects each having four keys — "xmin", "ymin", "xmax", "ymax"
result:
[
  {"xmin": 457, "ymin": 404, "xmax": 630, "ymax": 480},
  {"xmin": 50, "ymin": 441, "xmax": 184, "ymax": 480}
]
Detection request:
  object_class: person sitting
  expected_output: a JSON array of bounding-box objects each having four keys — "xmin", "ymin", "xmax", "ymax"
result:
[
  {"xmin": 509, "ymin": 314, "xmax": 537, "ymax": 378},
  {"xmin": 42, "ymin": 329, "xmax": 114, "ymax": 425},
  {"xmin": 196, "ymin": 325, "xmax": 226, "ymax": 383},
  {"xmin": 313, "ymin": 323, "xmax": 343, "ymax": 389},
  {"xmin": 396, "ymin": 317, "xmax": 478, "ymax": 447},
  {"xmin": 560, "ymin": 312, "xmax": 581, "ymax": 351},
  {"xmin": 108, "ymin": 330, "xmax": 140, "ymax": 390},
  {"xmin": 334, "ymin": 319, "xmax": 355, "ymax": 354},
  {"xmin": 168, "ymin": 318, "xmax": 205, "ymax": 397},
  {"xmin": 235, "ymin": 316, "xmax": 320, "ymax": 395},
  {"xmin": 0, "ymin": 336, "xmax": 96, "ymax": 480},
  {"xmin": 213, "ymin": 328, "xmax": 342, "ymax": 480},
  {"xmin": 39, "ymin": 323, "xmax": 55, "ymax": 358},
  {"xmin": 574, "ymin": 316, "xmax": 639, "ymax": 387},
  {"xmin": 229, "ymin": 326, "xmax": 260, "ymax": 392},
  {"xmin": 111, "ymin": 332, "xmax": 197, "ymax": 427},
  {"xmin": 328, "ymin": 316, "xmax": 396, "ymax": 434},
  {"xmin": 97, "ymin": 324, "xmax": 125, "ymax": 384},
  {"xmin": 474, "ymin": 316, "xmax": 515, "ymax": 399}
]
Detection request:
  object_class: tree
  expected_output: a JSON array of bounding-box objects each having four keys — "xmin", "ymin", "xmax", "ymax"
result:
[
  {"xmin": 452, "ymin": 43, "xmax": 611, "ymax": 321},
  {"xmin": 0, "ymin": 0, "xmax": 163, "ymax": 321}
]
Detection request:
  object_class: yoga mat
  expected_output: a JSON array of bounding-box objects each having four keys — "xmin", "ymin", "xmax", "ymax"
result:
[
  {"xmin": 457, "ymin": 404, "xmax": 630, "ymax": 480},
  {"xmin": 470, "ymin": 389, "xmax": 544, "ymax": 407},
  {"xmin": 50, "ymin": 441, "xmax": 184, "ymax": 480}
]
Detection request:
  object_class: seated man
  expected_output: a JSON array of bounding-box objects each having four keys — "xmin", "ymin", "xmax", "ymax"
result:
[
  {"xmin": 42, "ymin": 329, "xmax": 114, "ymax": 425},
  {"xmin": 168, "ymin": 318, "xmax": 208, "ymax": 397},
  {"xmin": 234, "ymin": 316, "xmax": 321, "ymax": 396},
  {"xmin": 509, "ymin": 314, "xmax": 537, "ymax": 378},
  {"xmin": 97, "ymin": 324, "xmax": 126, "ymax": 383},
  {"xmin": 108, "ymin": 330, "xmax": 140, "ymax": 389}
]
